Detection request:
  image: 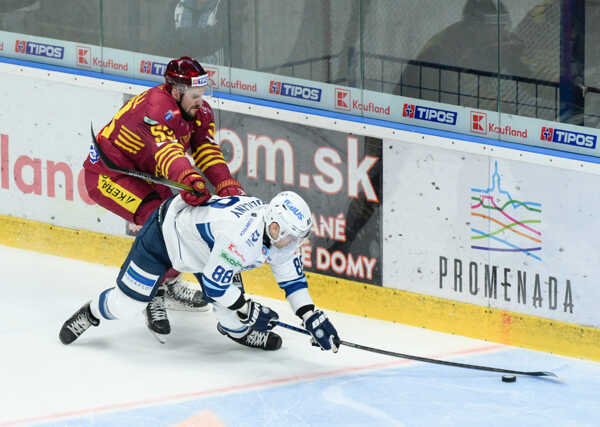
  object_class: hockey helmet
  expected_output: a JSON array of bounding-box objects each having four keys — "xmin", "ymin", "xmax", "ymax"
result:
[
  {"xmin": 164, "ymin": 56, "xmax": 209, "ymax": 90},
  {"xmin": 264, "ymin": 191, "xmax": 312, "ymax": 248}
]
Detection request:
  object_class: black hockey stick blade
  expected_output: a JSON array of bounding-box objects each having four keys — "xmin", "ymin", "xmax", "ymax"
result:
[
  {"xmin": 90, "ymin": 123, "xmax": 198, "ymax": 194},
  {"xmin": 272, "ymin": 320, "xmax": 558, "ymax": 378}
]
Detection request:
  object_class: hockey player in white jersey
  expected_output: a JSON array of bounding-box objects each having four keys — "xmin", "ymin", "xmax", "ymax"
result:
[{"xmin": 59, "ymin": 191, "xmax": 340, "ymax": 352}]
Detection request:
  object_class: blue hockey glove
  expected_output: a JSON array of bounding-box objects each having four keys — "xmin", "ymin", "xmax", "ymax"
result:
[
  {"xmin": 238, "ymin": 299, "xmax": 279, "ymax": 332},
  {"xmin": 303, "ymin": 310, "xmax": 340, "ymax": 353}
]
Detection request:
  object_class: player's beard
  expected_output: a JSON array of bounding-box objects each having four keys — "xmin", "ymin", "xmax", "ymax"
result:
[{"xmin": 178, "ymin": 101, "xmax": 196, "ymax": 122}]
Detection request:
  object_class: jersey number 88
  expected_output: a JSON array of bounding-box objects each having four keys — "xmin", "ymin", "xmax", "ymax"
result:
[{"xmin": 212, "ymin": 265, "xmax": 234, "ymax": 283}]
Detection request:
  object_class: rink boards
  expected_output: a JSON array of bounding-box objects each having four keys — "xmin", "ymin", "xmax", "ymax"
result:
[{"xmin": 0, "ymin": 60, "xmax": 599, "ymax": 361}]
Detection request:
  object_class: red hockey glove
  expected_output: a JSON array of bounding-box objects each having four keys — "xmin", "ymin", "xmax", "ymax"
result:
[
  {"xmin": 216, "ymin": 178, "xmax": 246, "ymax": 197},
  {"xmin": 178, "ymin": 169, "xmax": 211, "ymax": 206}
]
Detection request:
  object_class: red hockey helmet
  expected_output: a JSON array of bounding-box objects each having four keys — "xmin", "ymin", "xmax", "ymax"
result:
[{"xmin": 164, "ymin": 56, "xmax": 209, "ymax": 90}]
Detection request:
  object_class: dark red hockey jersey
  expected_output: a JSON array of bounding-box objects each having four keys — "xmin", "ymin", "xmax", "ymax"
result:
[{"xmin": 85, "ymin": 84, "xmax": 230, "ymax": 187}]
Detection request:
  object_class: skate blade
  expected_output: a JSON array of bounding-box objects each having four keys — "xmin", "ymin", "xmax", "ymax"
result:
[{"xmin": 146, "ymin": 327, "xmax": 168, "ymax": 344}]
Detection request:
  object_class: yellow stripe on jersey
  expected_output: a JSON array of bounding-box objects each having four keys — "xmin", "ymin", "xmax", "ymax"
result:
[
  {"xmin": 196, "ymin": 154, "xmax": 226, "ymax": 171},
  {"xmin": 119, "ymin": 131, "xmax": 144, "ymax": 149},
  {"xmin": 97, "ymin": 175, "xmax": 142, "ymax": 213},
  {"xmin": 113, "ymin": 138, "xmax": 137, "ymax": 154},
  {"xmin": 115, "ymin": 134, "xmax": 142, "ymax": 154},
  {"xmin": 119, "ymin": 127, "xmax": 144, "ymax": 150},
  {"xmin": 193, "ymin": 147, "xmax": 223, "ymax": 165},
  {"xmin": 163, "ymin": 152, "xmax": 183, "ymax": 176},
  {"xmin": 194, "ymin": 142, "xmax": 220, "ymax": 152},
  {"xmin": 121, "ymin": 124, "xmax": 142, "ymax": 142},
  {"xmin": 155, "ymin": 144, "xmax": 185, "ymax": 178}
]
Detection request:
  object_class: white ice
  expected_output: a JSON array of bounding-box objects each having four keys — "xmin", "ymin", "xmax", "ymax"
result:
[{"xmin": 1, "ymin": 244, "xmax": 599, "ymax": 427}]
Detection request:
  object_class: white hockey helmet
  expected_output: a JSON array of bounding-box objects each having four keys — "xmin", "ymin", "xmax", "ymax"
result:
[{"xmin": 264, "ymin": 191, "xmax": 312, "ymax": 247}]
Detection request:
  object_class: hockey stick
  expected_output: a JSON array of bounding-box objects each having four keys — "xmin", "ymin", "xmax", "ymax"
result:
[
  {"xmin": 272, "ymin": 320, "xmax": 558, "ymax": 378},
  {"xmin": 90, "ymin": 123, "xmax": 199, "ymax": 195}
]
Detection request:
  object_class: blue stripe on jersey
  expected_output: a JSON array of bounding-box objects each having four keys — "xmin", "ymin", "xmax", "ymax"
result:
[
  {"xmin": 126, "ymin": 266, "xmax": 156, "ymax": 287},
  {"xmin": 278, "ymin": 276, "xmax": 308, "ymax": 297},
  {"xmin": 218, "ymin": 323, "xmax": 249, "ymax": 334},
  {"xmin": 98, "ymin": 287, "xmax": 117, "ymax": 320},
  {"xmin": 196, "ymin": 223, "xmax": 215, "ymax": 250},
  {"xmin": 199, "ymin": 273, "xmax": 227, "ymax": 298}
]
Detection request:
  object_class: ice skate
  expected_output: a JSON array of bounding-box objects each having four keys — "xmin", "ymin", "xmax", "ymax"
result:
[
  {"xmin": 165, "ymin": 278, "xmax": 210, "ymax": 312},
  {"xmin": 217, "ymin": 323, "xmax": 282, "ymax": 351},
  {"xmin": 146, "ymin": 286, "xmax": 170, "ymax": 344},
  {"xmin": 59, "ymin": 302, "xmax": 99, "ymax": 345}
]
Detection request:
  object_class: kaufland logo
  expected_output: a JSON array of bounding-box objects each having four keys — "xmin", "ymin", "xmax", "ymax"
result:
[
  {"xmin": 540, "ymin": 126, "xmax": 597, "ymax": 149},
  {"xmin": 403, "ymin": 103, "xmax": 457, "ymax": 125},
  {"xmin": 470, "ymin": 111, "xmax": 527, "ymax": 138},
  {"xmin": 269, "ymin": 80, "xmax": 322, "ymax": 102},
  {"xmin": 15, "ymin": 39, "xmax": 64, "ymax": 59},
  {"xmin": 470, "ymin": 111, "xmax": 487, "ymax": 134},
  {"xmin": 139, "ymin": 60, "xmax": 166, "ymax": 76},
  {"xmin": 206, "ymin": 67, "xmax": 256, "ymax": 92},
  {"xmin": 334, "ymin": 88, "xmax": 390, "ymax": 115},
  {"xmin": 205, "ymin": 67, "xmax": 219, "ymax": 87},
  {"xmin": 76, "ymin": 46, "xmax": 91, "ymax": 67},
  {"xmin": 335, "ymin": 88, "xmax": 351, "ymax": 111}
]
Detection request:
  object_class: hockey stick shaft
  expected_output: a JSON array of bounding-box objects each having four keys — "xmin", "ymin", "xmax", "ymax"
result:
[
  {"xmin": 273, "ymin": 320, "xmax": 557, "ymax": 378},
  {"xmin": 90, "ymin": 123, "xmax": 198, "ymax": 194}
]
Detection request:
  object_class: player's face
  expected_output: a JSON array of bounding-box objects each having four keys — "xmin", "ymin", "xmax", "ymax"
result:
[
  {"xmin": 179, "ymin": 86, "xmax": 207, "ymax": 118},
  {"xmin": 269, "ymin": 222, "xmax": 303, "ymax": 249}
]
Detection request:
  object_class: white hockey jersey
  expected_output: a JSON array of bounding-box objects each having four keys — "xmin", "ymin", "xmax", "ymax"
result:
[{"xmin": 161, "ymin": 195, "xmax": 314, "ymax": 312}]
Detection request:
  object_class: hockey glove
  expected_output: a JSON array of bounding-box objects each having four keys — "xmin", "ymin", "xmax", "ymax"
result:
[
  {"xmin": 216, "ymin": 178, "xmax": 246, "ymax": 197},
  {"xmin": 237, "ymin": 299, "xmax": 279, "ymax": 332},
  {"xmin": 178, "ymin": 169, "xmax": 211, "ymax": 206},
  {"xmin": 303, "ymin": 310, "xmax": 340, "ymax": 353}
]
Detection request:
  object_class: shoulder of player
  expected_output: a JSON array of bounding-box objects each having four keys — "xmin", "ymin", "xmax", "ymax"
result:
[{"xmin": 143, "ymin": 86, "xmax": 185, "ymax": 128}]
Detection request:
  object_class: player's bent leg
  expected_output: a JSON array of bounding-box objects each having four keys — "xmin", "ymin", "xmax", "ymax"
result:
[
  {"xmin": 90, "ymin": 286, "xmax": 149, "ymax": 320},
  {"xmin": 213, "ymin": 304, "xmax": 282, "ymax": 351},
  {"xmin": 116, "ymin": 205, "xmax": 174, "ymax": 343}
]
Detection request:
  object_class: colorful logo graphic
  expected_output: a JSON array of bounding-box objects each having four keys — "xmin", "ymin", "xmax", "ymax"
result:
[
  {"xmin": 14, "ymin": 39, "xmax": 64, "ymax": 59},
  {"xmin": 76, "ymin": 46, "xmax": 91, "ymax": 66},
  {"xmin": 402, "ymin": 103, "xmax": 457, "ymax": 125},
  {"xmin": 205, "ymin": 67, "xmax": 219, "ymax": 87},
  {"xmin": 470, "ymin": 161, "xmax": 542, "ymax": 261},
  {"xmin": 470, "ymin": 111, "xmax": 487, "ymax": 134},
  {"xmin": 269, "ymin": 80, "xmax": 322, "ymax": 102},
  {"xmin": 139, "ymin": 60, "xmax": 167, "ymax": 76},
  {"xmin": 335, "ymin": 88, "xmax": 350, "ymax": 111},
  {"xmin": 540, "ymin": 126, "xmax": 596, "ymax": 149}
]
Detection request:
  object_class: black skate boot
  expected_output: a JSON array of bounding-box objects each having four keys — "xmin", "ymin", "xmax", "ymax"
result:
[
  {"xmin": 59, "ymin": 302, "xmax": 100, "ymax": 345},
  {"xmin": 217, "ymin": 323, "xmax": 282, "ymax": 351},
  {"xmin": 145, "ymin": 286, "xmax": 170, "ymax": 344},
  {"xmin": 165, "ymin": 278, "xmax": 210, "ymax": 312}
]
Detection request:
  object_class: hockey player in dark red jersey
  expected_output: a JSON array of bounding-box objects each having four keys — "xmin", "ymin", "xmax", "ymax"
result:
[{"xmin": 83, "ymin": 56, "xmax": 245, "ymax": 342}]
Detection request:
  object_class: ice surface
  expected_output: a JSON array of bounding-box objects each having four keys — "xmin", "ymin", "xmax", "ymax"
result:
[{"xmin": 1, "ymin": 245, "xmax": 598, "ymax": 427}]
